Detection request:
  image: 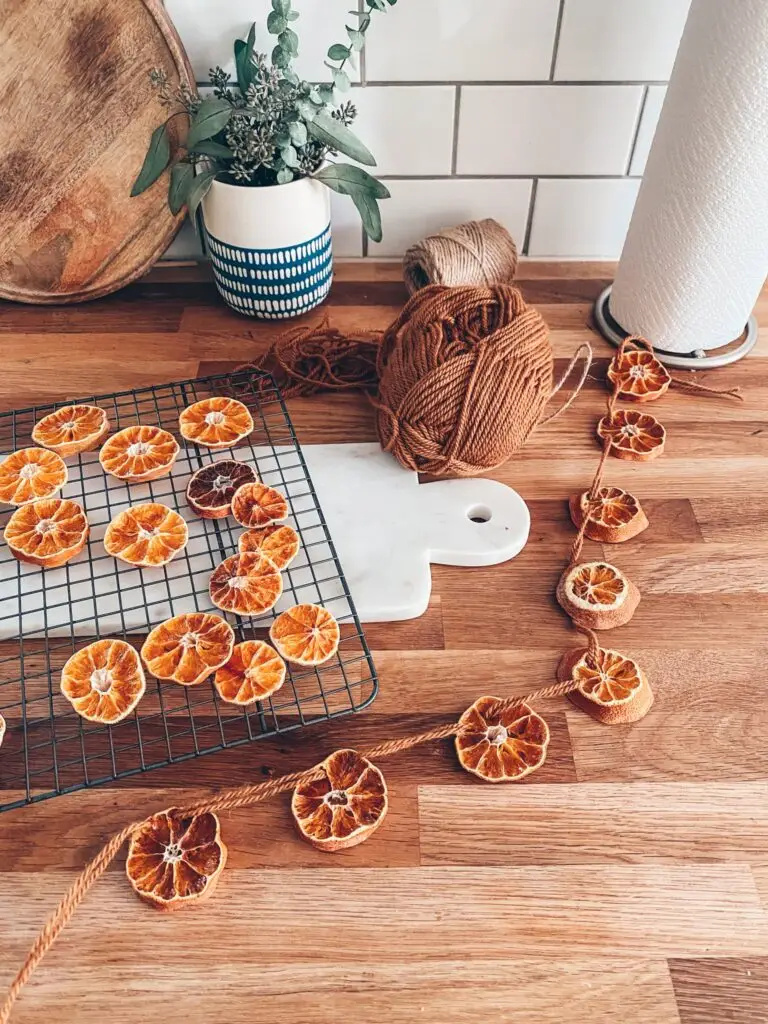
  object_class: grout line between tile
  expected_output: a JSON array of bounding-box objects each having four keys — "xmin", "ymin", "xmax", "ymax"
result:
[
  {"xmin": 522, "ymin": 178, "xmax": 539, "ymax": 256},
  {"xmin": 450, "ymin": 86, "xmax": 462, "ymax": 175},
  {"xmin": 374, "ymin": 174, "xmax": 641, "ymax": 182},
  {"xmin": 625, "ymin": 85, "xmax": 650, "ymax": 176},
  {"xmin": 358, "ymin": 0, "xmax": 367, "ymax": 85},
  {"xmin": 194, "ymin": 79, "xmax": 669, "ymax": 89},
  {"xmin": 549, "ymin": 0, "xmax": 567, "ymax": 81}
]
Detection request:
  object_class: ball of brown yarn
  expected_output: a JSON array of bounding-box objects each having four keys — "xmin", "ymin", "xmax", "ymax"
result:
[
  {"xmin": 402, "ymin": 219, "xmax": 519, "ymax": 295},
  {"xmin": 373, "ymin": 284, "xmax": 552, "ymax": 476}
]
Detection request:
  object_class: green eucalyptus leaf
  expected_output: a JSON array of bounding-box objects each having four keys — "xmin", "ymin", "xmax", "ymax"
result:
[
  {"xmin": 367, "ymin": 0, "xmax": 387, "ymax": 9},
  {"xmin": 168, "ymin": 161, "xmax": 194, "ymax": 214},
  {"xmin": 188, "ymin": 169, "xmax": 217, "ymax": 236},
  {"xmin": 289, "ymin": 121, "xmax": 307, "ymax": 146},
  {"xmin": 287, "ymin": 9, "xmax": 299, "ymax": 20},
  {"xmin": 317, "ymin": 84, "xmax": 335, "ymax": 106},
  {"xmin": 307, "ymin": 111, "xmax": 375, "ymax": 165},
  {"xmin": 297, "ymin": 98, "xmax": 318, "ymax": 120},
  {"xmin": 332, "ymin": 68, "xmax": 350, "ymax": 92},
  {"xmin": 276, "ymin": 166, "xmax": 294, "ymax": 184},
  {"xmin": 346, "ymin": 27, "xmax": 365, "ymax": 50},
  {"xmin": 275, "ymin": 128, "xmax": 291, "ymax": 148},
  {"xmin": 130, "ymin": 123, "xmax": 171, "ymax": 196},
  {"xmin": 267, "ymin": 10, "xmax": 287, "ymax": 34},
  {"xmin": 327, "ymin": 43, "xmax": 350, "ymax": 61},
  {"xmin": 313, "ymin": 163, "xmax": 389, "ymax": 199},
  {"xmin": 281, "ymin": 144, "xmax": 300, "ymax": 168},
  {"xmin": 234, "ymin": 39, "xmax": 249, "ymax": 92},
  {"xmin": 189, "ymin": 139, "xmax": 234, "ymax": 160},
  {"xmin": 272, "ymin": 0, "xmax": 291, "ymax": 14},
  {"xmin": 351, "ymin": 190, "xmax": 382, "ymax": 242},
  {"xmin": 187, "ymin": 99, "xmax": 232, "ymax": 150},
  {"xmin": 272, "ymin": 43, "xmax": 290, "ymax": 68},
  {"xmin": 279, "ymin": 27, "xmax": 299, "ymax": 55}
]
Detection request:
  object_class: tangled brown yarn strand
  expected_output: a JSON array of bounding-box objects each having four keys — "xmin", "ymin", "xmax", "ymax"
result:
[{"xmin": 402, "ymin": 218, "xmax": 519, "ymax": 295}]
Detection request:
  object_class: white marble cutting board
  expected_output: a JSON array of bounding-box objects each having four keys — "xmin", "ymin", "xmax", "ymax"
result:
[{"xmin": 0, "ymin": 442, "xmax": 529, "ymax": 637}]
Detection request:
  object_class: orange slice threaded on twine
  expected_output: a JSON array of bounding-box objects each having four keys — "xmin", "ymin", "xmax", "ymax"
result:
[
  {"xmin": 209, "ymin": 552, "xmax": 283, "ymax": 616},
  {"xmin": 186, "ymin": 460, "xmax": 257, "ymax": 519},
  {"xmin": 104, "ymin": 503, "xmax": 188, "ymax": 568},
  {"xmin": 214, "ymin": 640, "xmax": 286, "ymax": 706},
  {"xmin": 126, "ymin": 807, "xmax": 227, "ymax": 911},
  {"xmin": 292, "ymin": 749, "xmax": 388, "ymax": 852},
  {"xmin": 4, "ymin": 498, "xmax": 89, "ymax": 568},
  {"xmin": 60, "ymin": 639, "xmax": 146, "ymax": 724},
  {"xmin": 238, "ymin": 524, "xmax": 300, "ymax": 569},
  {"xmin": 557, "ymin": 645, "xmax": 654, "ymax": 724},
  {"xmin": 455, "ymin": 696, "xmax": 550, "ymax": 782},
  {"xmin": 569, "ymin": 486, "xmax": 648, "ymax": 543},
  {"xmin": 99, "ymin": 425, "xmax": 180, "ymax": 483},
  {"xmin": 608, "ymin": 348, "xmax": 671, "ymax": 403},
  {"xmin": 179, "ymin": 397, "xmax": 254, "ymax": 450},
  {"xmin": 32, "ymin": 404, "xmax": 110, "ymax": 457},
  {"xmin": 231, "ymin": 482, "xmax": 289, "ymax": 529},
  {"xmin": 141, "ymin": 613, "xmax": 235, "ymax": 686},
  {"xmin": 270, "ymin": 604, "xmax": 340, "ymax": 666},
  {"xmin": 597, "ymin": 409, "xmax": 666, "ymax": 462},
  {"xmin": 557, "ymin": 561, "xmax": 640, "ymax": 630},
  {"xmin": 0, "ymin": 448, "xmax": 67, "ymax": 506}
]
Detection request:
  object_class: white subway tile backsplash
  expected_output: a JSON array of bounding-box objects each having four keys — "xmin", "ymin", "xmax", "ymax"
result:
[
  {"xmin": 365, "ymin": 0, "xmax": 560, "ymax": 82},
  {"xmin": 329, "ymin": 192, "xmax": 363, "ymax": 258},
  {"xmin": 352, "ymin": 86, "xmax": 456, "ymax": 177},
  {"xmin": 528, "ymin": 178, "xmax": 640, "ymax": 257},
  {"xmin": 554, "ymin": 0, "xmax": 691, "ymax": 82},
  {"xmin": 630, "ymin": 86, "xmax": 666, "ymax": 176},
  {"xmin": 369, "ymin": 179, "xmax": 532, "ymax": 258},
  {"xmin": 457, "ymin": 86, "xmax": 643, "ymax": 176}
]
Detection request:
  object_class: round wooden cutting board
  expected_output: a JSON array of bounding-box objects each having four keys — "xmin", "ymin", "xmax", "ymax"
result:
[{"xmin": 0, "ymin": 0, "xmax": 195, "ymax": 303}]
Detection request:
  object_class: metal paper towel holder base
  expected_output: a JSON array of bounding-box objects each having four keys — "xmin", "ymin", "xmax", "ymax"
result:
[{"xmin": 594, "ymin": 285, "xmax": 758, "ymax": 369}]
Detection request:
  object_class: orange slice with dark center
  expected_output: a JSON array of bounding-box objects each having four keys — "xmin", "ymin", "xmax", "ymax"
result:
[
  {"xmin": 292, "ymin": 749, "xmax": 388, "ymax": 852},
  {"xmin": 186, "ymin": 460, "xmax": 257, "ymax": 519},
  {"xmin": 208, "ymin": 552, "xmax": 283, "ymax": 616},
  {"xmin": 126, "ymin": 807, "xmax": 227, "ymax": 911},
  {"xmin": 238, "ymin": 524, "xmax": 300, "ymax": 569},
  {"xmin": 0, "ymin": 448, "xmax": 67, "ymax": 505},
  {"xmin": 104, "ymin": 503, "xmax": 188, "ymax": 567},
  {"xmin": 608, "ymin": 348, "xmax": 671, "ymax": 402},
  {"xmin": 557, "ymin": 560, "xmax": 640, "ymax": 630},
  {"xmin": 269, "ymin": 604, "xmax": 340, "ymax": 666},
  {"xmin": 597, "ymin": 409, "xmax": 666, "ymax": 462},
  {"xmin": 99, "ymin": 425, "xmax": 180, "ymax": 482},
  {"xmin": 231, "ymin": 482, "xmax": 289, "ymax": 529},
  {"xmin": 32, "ymin": 404, "xmax": 110, "ymax": 457},
  {"xmin": 179, "ymin": 397, "xmax": 254, "ymax": 450},
  {"xmin": 214, "ymin": 640, "xmax": 286, "ymax": 705},
  {"xmin": 4, "ymin": 498, "xmax": 89, "ymax": 568},
  {"xmin": 557, "ymin": 645, "xmax": 654, "ymax": 724},
  {"xmin": 140, "ymin": 612, "xmax": 235, "ymax": 686},
  {"xmin": 569, "ymin": 486, "xmax": 648, "ymax": 543},
  {"xmin": 60, "ymin": 639, "xmax": 146, "ymax": 724},
  {"xmin": 455, "ymin": 696, "xmax": 550, "ymax": 782}
]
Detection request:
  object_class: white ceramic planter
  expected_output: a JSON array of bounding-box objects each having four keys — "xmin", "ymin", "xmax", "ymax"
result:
[{"xmin": 201, "ymin": 175, "xmax": 332, "ymax": 319}]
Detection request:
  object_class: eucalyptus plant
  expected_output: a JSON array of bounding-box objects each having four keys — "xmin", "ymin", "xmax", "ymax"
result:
[{"xmin": 131, "ymin": 0, "xmax": 397, "ymax": 241}]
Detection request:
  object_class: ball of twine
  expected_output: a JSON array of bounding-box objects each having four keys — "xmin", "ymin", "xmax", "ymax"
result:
[{"xmin": 403, "ymin": 218, "xmax": 519, "ymax": 295}]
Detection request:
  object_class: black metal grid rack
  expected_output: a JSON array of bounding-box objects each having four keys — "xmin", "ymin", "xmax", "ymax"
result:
[{"xmin": 0, "ymin": 369, "xmax": 378, "ymax": 812}]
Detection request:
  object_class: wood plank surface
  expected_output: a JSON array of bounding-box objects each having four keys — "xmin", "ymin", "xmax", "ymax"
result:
[{"xmin": 0, "ymin": 261, "xmax": 767, "ymax": 1023}]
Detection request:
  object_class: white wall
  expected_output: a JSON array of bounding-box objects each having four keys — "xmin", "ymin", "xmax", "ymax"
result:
[{"xmin": 163, "ymin": 0, "xmax": 689, "ymax": 260}]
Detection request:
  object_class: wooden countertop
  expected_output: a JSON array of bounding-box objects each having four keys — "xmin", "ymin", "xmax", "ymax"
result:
[{"xmin": 1, "ymin": 263, "xmax": 767, "ymax": 1023}]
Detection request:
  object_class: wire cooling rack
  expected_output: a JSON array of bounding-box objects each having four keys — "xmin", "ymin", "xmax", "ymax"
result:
[{"xmin": 0, "ymin": 369, "xmax": 377, "ymax": 812}]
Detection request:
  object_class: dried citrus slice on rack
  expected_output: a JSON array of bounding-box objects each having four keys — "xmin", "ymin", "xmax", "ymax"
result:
[
  {"xmin": 455, "ymin": 696, "xmax": 550, "ymax": 782},
  {"xmin": 292, "ymin": 749, "xmax": 388, "ymax": 852},
  {"xmin": 557, "ymin": 561, "xmax": 640, "ymax": 630},
  {"xmin": 238, "ymin": 524, "xmax": 300, "ymax": 569},
  {"xmin": 60, "ymin": 639, "xmax": 146, "ymax": 724},
  {"xmin": 569, "ymin": 486, "xmax": 648, "ymax": 543},
  {"xmin": 0, "ymin": 447, "xmax": 67, "ymax": 506},
  {"xmin": 608, "ymin": 348, "xmax": 671, "ymax": 402},
  {"xmin": 104, "ymin": 503, "xmax": 188, "ymax": 568},
  {"xmin": 208, "ymin": 552, "xmax": 283, "ymax": 616},
  {"xmin": 214, "ymin": 640, "xmax": 286, "ymax": 705},
  {"xmin": 179, "ymin": 397, "xmax": 254, "ymax": 450},
  {"xmin": 231, "ymin": 482, "xmax": 289, "ymax": 529},
  {"xmin": 597, "ymin": 409, "xmax": 666, "ymax": 462},
  {"xmin": 4, "ymin": 498, "xmax": 89, "ymax": 568},
  {"xmin": 140, "ymin": 612, "xmax": 235, "ymax": 686},
  {"xmin": 126, "ymin": 807, "xmax": 227, "ymax": 911},
  {"xmin": 558, "ymin": 645, "xmax": 654, "ymax": 724},
  {"xmin": 186, "ymin": 459, "xmax": 257, "ymax": 519},
  {"xmin": 99, "ymin": 425, "xmax": 180, "ymax": 482},
  {"xmin": 32, "ymin": 404, "xmax": 110, "ymax": 457},
  {"xmin": 270, "ymin": 604, "xmax": 340, "ymax": 666}
]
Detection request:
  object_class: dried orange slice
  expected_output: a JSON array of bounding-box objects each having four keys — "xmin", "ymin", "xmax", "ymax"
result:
[
  {"xmin": 32, "ymin": 404, "xmax": 110, "ymax": 457},
  {"xmin": 557, "ymin": 645, "xmax": 654, "ymax": 724},
  {"xmin": 186, "ymin": 460, "xmax": 257, "ymax": 519},
  {"xmin": 126, "ymin": 807, "xmax": 227, "ymax": 911},
  {"xmin": 214, "ymin": 640, "xmax": 286, "ymax": 705},
  {"xmin": 4, "ymin": 498, "xmax": 89, "ymax": 568},
  {"xmin": 208, "ymin": 552, "xmax": 283, "ymax": 616},
  {"xmin": 238, "ymin": 524, "xmax": 300, "ymax": 569},
  {"xmin": 179, "ymin": 397, "xmax": 254, "ymax": 450},
  {"xmin": 141, "ymin": 612, "xmax": 234, "ymax": 686},
  {"xmin": 292, "ymin": 749, "xmax": 388, "ymax": 852},
  {"xmin": 597, "ymin": 409, "xmax": 666, "ymax": 462},
  {"xmin": 270, "ymin": 604, "xmax": 340, "ymax": 666},
  {"xmin": 0, "ymin": 447, "xmax": 67, "ymax": 506},
  {"xmin": 0, "ymin": 714, "xmax": 5, "ymax": 749},
  {"xmin": 231, "ymin": 482, "xmax": 289, "ymax": 529},
  {"xmin": 455, "ymin": 696, "xmax": 550, "ymax": 783},
  {"xmin": 60, "ymin": 639, "xmax": 146, "ymax": 724},
  {"xmin": 99, "ymin": 425, "xmax": 180, "ymax": 482},
  {"xmin": 557, "ymin": 560, "xmax": 640, "ymax": 630},
  {"xmin": 104, "ymin": 503, "xmax": 188, "ymax": 567},
  {"xmin": 569, "ymin": 486, "xmax": 648, "ymax": 543},
  {"xmin": 608, "ymin": 348, "xmax": 671, "ymax": 402}
]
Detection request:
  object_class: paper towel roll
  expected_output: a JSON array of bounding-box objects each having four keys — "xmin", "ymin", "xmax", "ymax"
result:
[{"xmin": 610, "ymin": 0, "xmax": 768, "ymax": 354}]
